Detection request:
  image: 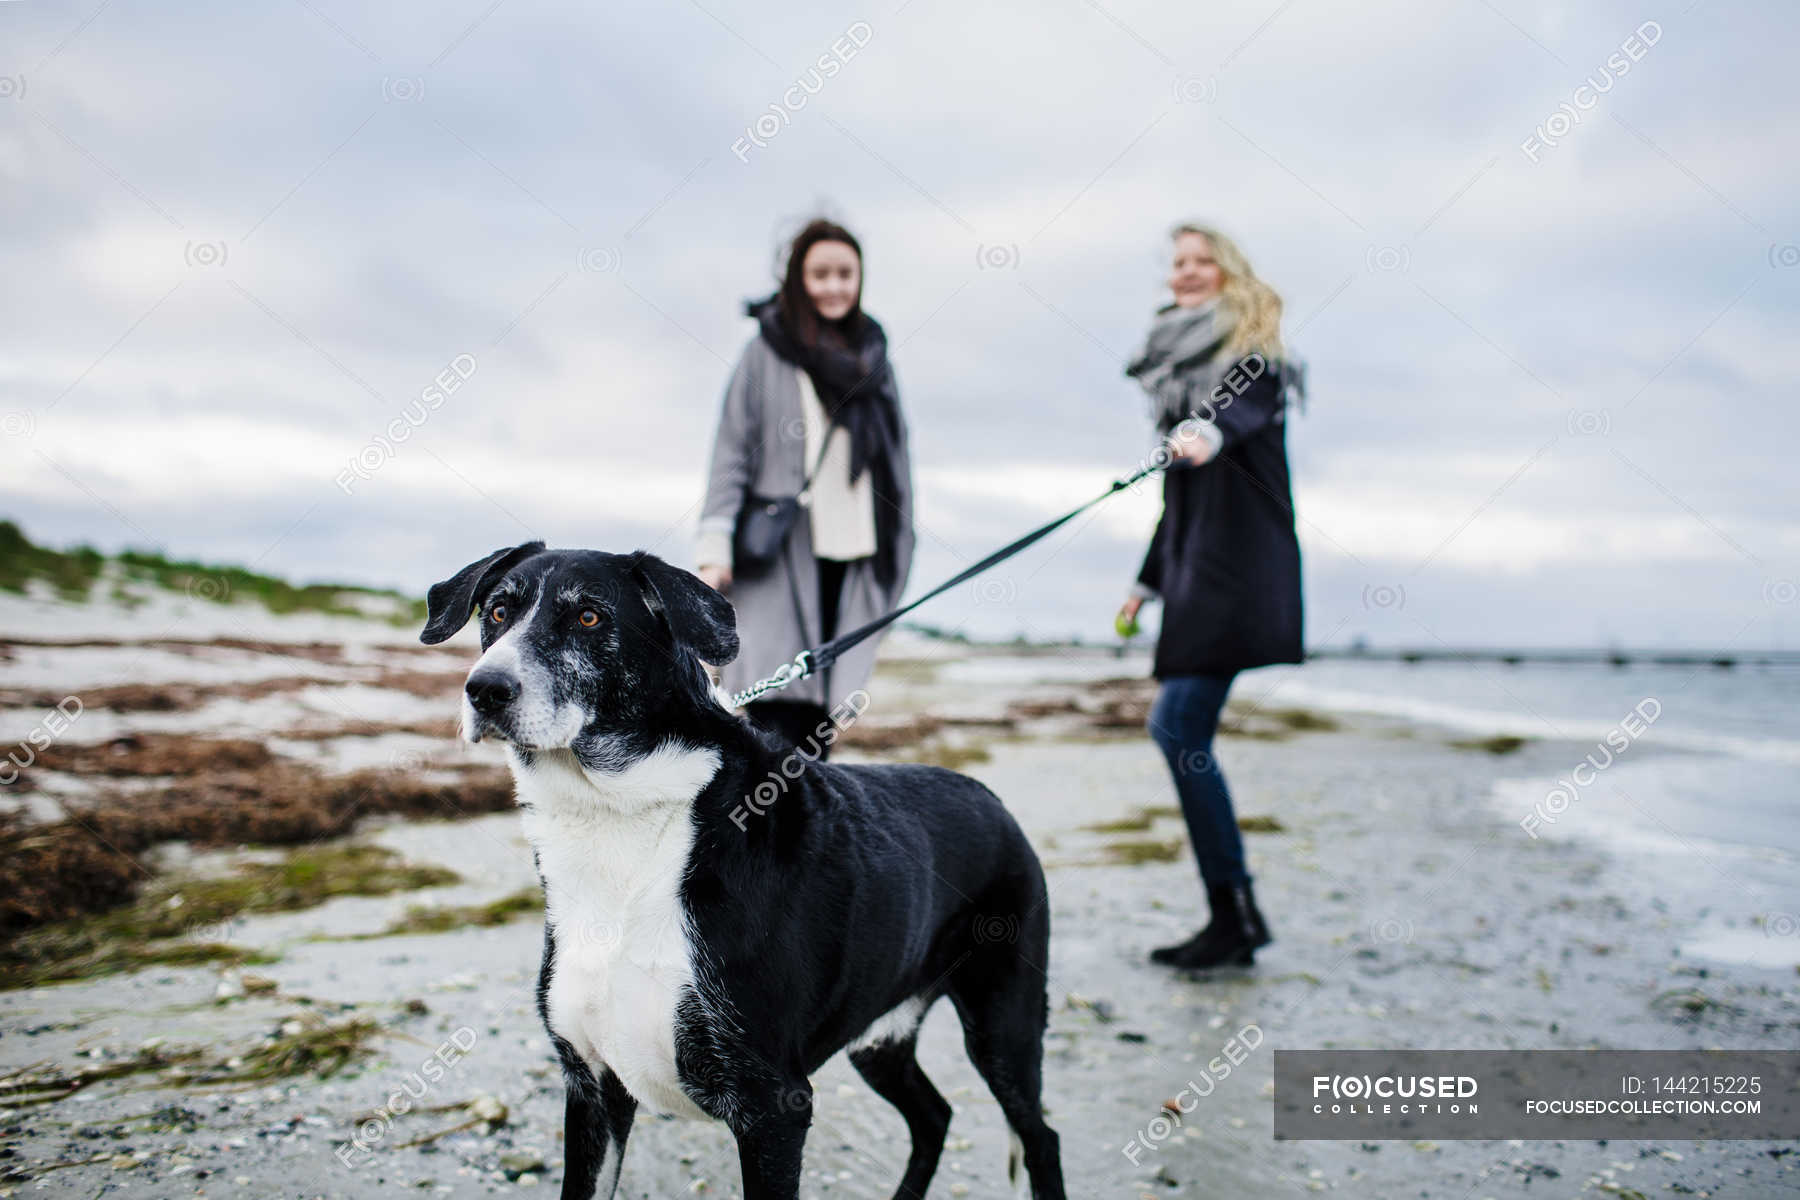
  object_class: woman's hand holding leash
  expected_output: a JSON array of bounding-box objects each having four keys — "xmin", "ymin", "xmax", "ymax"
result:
[{"xmin": 1163, "ymin": 428, "xmax": 1217, "ymax": 466}]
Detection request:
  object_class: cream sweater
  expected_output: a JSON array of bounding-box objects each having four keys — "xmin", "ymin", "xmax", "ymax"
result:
[{"xmin": 797, "ymin": 368, "xmax": 877, "ymax": 561}]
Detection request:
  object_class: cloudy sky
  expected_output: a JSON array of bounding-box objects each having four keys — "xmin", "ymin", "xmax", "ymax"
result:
[{"xmin": 3, "ymin": 0, "xmax": 1794, "ymax": 650}]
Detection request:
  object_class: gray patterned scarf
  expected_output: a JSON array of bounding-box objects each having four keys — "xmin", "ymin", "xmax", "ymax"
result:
[
  {"xmin": 1124, "ymin": 300, "xmax": 1239, "ymax": 434},
  {"xmin": 1125, "ymin": 300, "xmax": 1305, "ymax": 434}
]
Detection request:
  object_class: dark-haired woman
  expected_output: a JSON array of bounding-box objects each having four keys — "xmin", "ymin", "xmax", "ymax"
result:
[
  {"xmin": 697, "ymin": 219, "xmax": 914, "ymax": 759},
  {"xmin": 1120, "ymin": 223, "xmax": 1305, "ymax": 970}
]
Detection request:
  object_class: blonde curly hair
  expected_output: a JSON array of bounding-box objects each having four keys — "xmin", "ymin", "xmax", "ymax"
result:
[{"xmin": 1171, "ymin": 223, "xmax": 1284, "ymax": 359}]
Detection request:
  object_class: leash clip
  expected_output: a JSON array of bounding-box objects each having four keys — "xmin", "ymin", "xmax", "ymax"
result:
[
  {"xmin": 776, "ymin": 649, "xmax": 814, "ymax": 685},
  {"xmin": 730, "ymin": 649, "xmax": 816, "ymax": 709}
]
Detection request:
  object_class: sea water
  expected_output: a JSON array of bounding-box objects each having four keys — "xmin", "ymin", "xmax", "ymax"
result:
[
  {"xmin": 946, "ymin": 650, "xmax": 1800, "ymax": 969},
  {"xmin": 1242, "ymin": 656, "xmax": 1798, "ymax": 970}
]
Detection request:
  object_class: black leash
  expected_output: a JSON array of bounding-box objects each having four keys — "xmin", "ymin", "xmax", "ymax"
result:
[{"xmin": 730, "ymin": 460, "xmax": 1161, "ymax": 707}]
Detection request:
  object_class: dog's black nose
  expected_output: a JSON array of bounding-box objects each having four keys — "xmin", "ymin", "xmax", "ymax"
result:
[{"xmin": 465, "ymin": 671, "xmax": 520, "ymax": 716}]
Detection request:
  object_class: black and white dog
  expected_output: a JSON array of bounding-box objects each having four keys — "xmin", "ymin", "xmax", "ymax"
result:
[{"xmin": 420, "ymin": 542, "xmax": 1065, "ymax": 1200}]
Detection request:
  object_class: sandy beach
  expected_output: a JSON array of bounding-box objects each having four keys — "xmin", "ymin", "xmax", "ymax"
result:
[
  {"xmin": 10, "ymin": 0, "xmax": 1800, "ymax": 1190},
  {"xmin": 2, "ymin": 585, "xmax": 1797, "ymax": 1199}
]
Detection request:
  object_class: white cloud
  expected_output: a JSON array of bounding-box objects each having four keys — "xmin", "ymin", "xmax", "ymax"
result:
[{"xmin": 0, "ymin": 0, "xmax": 1792, "ymax": 647}]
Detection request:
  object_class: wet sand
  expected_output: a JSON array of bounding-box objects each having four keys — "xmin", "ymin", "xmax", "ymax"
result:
[{"xmin": 2, "ymin": 610, "xmax": 1797, "ymax": 1198}]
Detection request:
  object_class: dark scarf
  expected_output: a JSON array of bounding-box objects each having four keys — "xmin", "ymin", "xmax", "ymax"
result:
[{"xmin": 746, "ymin": 293, "xmax": 905, "ymax": 591}]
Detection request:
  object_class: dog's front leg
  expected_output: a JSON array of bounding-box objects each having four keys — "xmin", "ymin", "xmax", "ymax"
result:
[
  {"xmin": 731, "ymin": 1080, "xmax": 813, "ymax": 1200},
  {"xmin": 559, "ymin": 1058, "xmax": 637, "ymax": 1200}
]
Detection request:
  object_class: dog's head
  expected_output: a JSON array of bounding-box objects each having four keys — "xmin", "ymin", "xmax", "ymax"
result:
[{"xmin": 419, "ymin": 543, "xmax": 738, "ymax": 760}]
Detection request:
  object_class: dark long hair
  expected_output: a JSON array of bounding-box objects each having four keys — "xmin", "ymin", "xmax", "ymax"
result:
[
  {"xmin": 755, "ymin": 217, "xmax": 905, "ymax": 591},
  {"xmin": 775, "ymin": 218, "xmax": 867, "ymax": 355}
]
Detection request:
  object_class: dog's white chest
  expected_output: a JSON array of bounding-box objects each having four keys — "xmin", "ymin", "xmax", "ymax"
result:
[{"xmin": 515, "ymin": 744, "xmax": 721, "ymax": 1121}]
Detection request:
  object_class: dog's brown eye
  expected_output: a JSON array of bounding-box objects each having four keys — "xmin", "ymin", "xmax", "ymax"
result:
[
  {"xmin": 579, "ymin": 610, "xmax": 599, "ymax": 628},
  {"xmin": 489, "ymin": 605, "xmax": 507, "ymax": 624}
]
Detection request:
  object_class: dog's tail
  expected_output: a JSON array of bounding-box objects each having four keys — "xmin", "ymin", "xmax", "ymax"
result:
[{"xmin": 1007, "ymin": 1130, "xmax": 1026, "ymax": 1195}]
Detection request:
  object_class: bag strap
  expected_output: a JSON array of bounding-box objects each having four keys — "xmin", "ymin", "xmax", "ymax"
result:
[
  {"xmin": 798, "ymin": 427, "xmax": 835, "ymax": 495},
  {"xmin": 796, "ymin": 374, "xmax": 843, "ymax": 499}
]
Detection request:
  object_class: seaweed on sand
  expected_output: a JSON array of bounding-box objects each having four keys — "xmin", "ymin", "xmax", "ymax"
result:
[
  {"xmin": 1, "ymin": 843, "xmax": 459, "ymax": 990},
  {"xmin": 1, "ymin": 762, "xmax": 511, "ymax": 934}
]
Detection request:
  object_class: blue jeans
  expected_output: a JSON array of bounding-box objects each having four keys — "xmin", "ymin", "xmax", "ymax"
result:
[{"xmin": 1148, "ymin": 672, "xmax": 1249, "ymax": 890}]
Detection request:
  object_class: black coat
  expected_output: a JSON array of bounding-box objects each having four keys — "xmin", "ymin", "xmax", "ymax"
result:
[{"xmin": 1136, "ymin": 367, "xmax": 1303, "ymax": 678}]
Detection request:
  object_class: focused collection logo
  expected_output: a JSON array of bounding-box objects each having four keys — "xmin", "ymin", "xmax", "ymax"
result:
[{"xmin": 1311, "ymin": 1073, "xmax": 1479, "ymax": 1116}]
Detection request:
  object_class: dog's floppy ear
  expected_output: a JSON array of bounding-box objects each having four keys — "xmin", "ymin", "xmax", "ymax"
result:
[
  {"xmin": 627, "ymin": 551, "xmax": 739, "ymax": 666},
  {"xmin": 419, "ymin": 541, "xmax": 547, "ymax": 644}
]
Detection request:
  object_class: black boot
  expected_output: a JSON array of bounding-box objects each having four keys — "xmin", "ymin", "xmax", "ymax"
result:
[
  {"xmin": 1148, "ymin": 885, "xmax": 1225, "ymax": 964},
  {"xmin": 1149, "ymin": 881, "xmax": 1272, "ymax": 969}
]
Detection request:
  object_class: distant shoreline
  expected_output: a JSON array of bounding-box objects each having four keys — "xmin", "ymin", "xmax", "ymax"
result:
[
  {"xmin": 1300, "ymin": 645, "xmax": 1800, "ymax": 668},
  {"xmin": 898, "ymin": 624, "xmax": 1800, "ymax": 668}
]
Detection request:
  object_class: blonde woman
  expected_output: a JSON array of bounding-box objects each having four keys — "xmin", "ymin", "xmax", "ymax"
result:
[{"xmin": 1119, "ymin": 224, "xmax": 1304, "ymax": 971}]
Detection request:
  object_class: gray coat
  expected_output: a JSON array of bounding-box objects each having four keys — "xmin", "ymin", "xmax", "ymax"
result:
[{"xmin": 698, "ymin": 335, "xmax": 915, "ymax": 708}]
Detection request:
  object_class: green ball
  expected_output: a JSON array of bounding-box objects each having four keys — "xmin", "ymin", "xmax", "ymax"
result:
[{"xmin": 1114, "ymin": 612, "xmax": 1140, "ymax": 639}]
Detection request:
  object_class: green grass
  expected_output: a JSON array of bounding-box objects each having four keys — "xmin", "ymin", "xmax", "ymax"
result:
[
  {"xmin": 2, "ymin": 1019, "xmax": 385, "ymax": 1108},
  {"xmin": 1449, "ymin": 734, "xmax": 1529, "ymax": 755},
  {"xmin": 1083, "ymin": 805, "xmax": 1181, "ymax": 835},
  {"xmin": 148, "ymin": 844, "xmax": 460, "ymax": 936},
  {"xmin": 350, "ymin": 887, "xmax": 544, "ymax": 938},
  {"xmin": 0, "ymin": 520, "xmax": 105, "ymax": 599},
  {"xmin": 1088, "ymin": 809, "xmax": 1279, "ymax": 860},
  {"xmin": 1, "ymin": 844, "xmax": 458, "ymax": 991},
  {"xmin": 910, "ymin": 741, "xmax": 992, "ymax": 770},
  {"xmin": 1102, "ymin": 838, "xmax": 1185, "ymax": 865},
  {"xmin": 1085, "ymin": 815, "xmax": 1155, "ymax": 834},
  {"xmin": 0, "ymin": 942, "xmax": 275, "ymax": 994},
  {"xmin": 1269, "ymin": 707, "xmax": 1340, "ymax": 732},
  {"xmin": 0, "ymin": 518, "xmax": 427, "ymax": 625},
  {"xmin": 0, "ymin": 1042, "xmax": 209, "ymax": 1108},
  {"xmin": 211, "ymin": 1017, "xmax": 383, "ymax": 1083}
]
